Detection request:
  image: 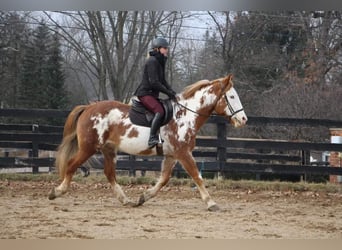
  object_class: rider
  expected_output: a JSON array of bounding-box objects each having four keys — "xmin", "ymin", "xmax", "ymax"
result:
[{"xmin": 134, "ymin": 37, "xmax": 177, "ymax": 148}]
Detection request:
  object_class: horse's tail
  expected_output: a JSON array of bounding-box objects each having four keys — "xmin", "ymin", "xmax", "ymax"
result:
[{"xmin": 56, "ymin": 105, "xmax": 87, "ymax": 179}]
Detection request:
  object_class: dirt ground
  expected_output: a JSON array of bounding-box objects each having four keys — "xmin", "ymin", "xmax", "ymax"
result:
[{"xmin": 1, "ymin": 179, "xmax": 342, "ymax": 239}]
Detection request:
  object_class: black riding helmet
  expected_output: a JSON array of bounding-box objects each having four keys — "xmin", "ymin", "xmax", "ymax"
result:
[{"xmin": 152, "ymin": 37, "xmax": 169, "ymax": 49}]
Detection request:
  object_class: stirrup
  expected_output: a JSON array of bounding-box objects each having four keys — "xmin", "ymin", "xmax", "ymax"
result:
[
  {"xmin": 158, "ymin": 134, "xmax": 164, "ymax": 144},
  {"xmin": 148, "ymin": 136, "xmax": 159, "ymax": 148},
  {"xmin": 148, "ymin": 134, "xmax": 163, "ymax": 148}
]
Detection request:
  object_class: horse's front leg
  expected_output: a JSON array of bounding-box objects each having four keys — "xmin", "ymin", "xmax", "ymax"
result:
[
  {"xmin": 179, "ymin": 152, "xmax": 220, "ymax": 212},
  {"xmin": 136, "ymin": 155, "xmax": 176, "ymax": 206}
]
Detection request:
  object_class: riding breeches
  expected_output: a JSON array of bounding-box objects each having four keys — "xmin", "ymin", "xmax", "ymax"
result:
[{"xmin": 138, "ymin": 95, "xmax": 165, "ymax": 116}]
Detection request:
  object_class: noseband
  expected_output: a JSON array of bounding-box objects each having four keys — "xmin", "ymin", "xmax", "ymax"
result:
[{"xmin": 223, "ymin": 94, "xmax": 245, "ymax": 117}]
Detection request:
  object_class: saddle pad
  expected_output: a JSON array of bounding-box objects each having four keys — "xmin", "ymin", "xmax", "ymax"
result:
[
  {"xmin": 129, "ymin": 108, "xmax": 153, "ymax": 127},
  {"xmin": 129, "ymin": 98, "xmax": 173, "ymax": 127}
]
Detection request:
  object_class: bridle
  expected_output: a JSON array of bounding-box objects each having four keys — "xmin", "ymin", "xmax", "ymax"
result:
[
  {"xmin": 175, "ymin": 92, "xmax": 244, "ymax": 118},
  {"xmin": 223, "ymin": 94, "xmax": 244, "ymax": 117}
]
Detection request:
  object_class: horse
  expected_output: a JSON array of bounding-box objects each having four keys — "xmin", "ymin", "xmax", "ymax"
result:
[{"xmin": 48, "ymin": 74, "xmax": 247, "ymax": 211}]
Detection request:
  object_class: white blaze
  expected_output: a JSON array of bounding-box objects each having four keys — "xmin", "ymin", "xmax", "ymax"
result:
[{"xmin": 224, "ymin": 87, "xmax": 247, "ymax": 124}]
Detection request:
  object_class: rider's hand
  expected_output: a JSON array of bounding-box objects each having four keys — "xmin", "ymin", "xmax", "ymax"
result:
[{"xmin": 167, "ymin": 90, "xmax": 177, "ymax": 101}]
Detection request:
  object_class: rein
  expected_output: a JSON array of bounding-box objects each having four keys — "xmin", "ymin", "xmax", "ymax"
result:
[
  {"xmin": 175, "ymin": 101, "xmax": 219, "ymax": 117},
  {"xmin": 175, "ymin": 95, "xmax": 244, "ymax": 118}
]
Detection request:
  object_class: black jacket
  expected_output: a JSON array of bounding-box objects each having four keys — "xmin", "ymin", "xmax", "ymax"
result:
[{"xmin": 134, "ymin": 51, "xmax": 174, "ymax": 98}]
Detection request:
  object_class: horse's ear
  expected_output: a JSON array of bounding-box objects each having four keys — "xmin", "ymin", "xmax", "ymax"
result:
[
  {"xmin": 222, "ymin": 74, "xmax": 234, "ymax": 92},
  {"xmin": 226, "ymin": 73, "xmax": 233, "ymax": 79}
]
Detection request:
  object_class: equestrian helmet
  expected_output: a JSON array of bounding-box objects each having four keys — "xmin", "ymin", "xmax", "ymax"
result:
[{"xmin": 152, "ymin": 37, "xmax": 169, "ymax": 49}]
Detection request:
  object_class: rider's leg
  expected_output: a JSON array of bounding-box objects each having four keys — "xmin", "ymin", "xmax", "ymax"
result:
[
  {"xmin": 138, "ymin": 95, "xmax": 165, "ymax": 147},
  {"xmin": 148, "ymin": 112, "xmax": 163, "ymax": 147}
]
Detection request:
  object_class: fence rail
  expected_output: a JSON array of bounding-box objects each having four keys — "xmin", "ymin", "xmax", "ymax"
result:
[{"xmin": 1, "ymin": 108, "xmax": 342, "ymax": 179}]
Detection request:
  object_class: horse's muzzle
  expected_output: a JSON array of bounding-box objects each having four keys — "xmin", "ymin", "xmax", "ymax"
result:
[{"xmin": 231, "ymin": 115, "xmax": 247, "ymax": 127}]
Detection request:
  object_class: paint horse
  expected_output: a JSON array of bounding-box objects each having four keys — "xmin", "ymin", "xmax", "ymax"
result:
[{"xmin": 48, "ymin": 74, "xmax": 247, "ymax": 211}]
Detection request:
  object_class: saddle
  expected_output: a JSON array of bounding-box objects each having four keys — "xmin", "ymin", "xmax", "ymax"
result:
[{"xmin": 129, "ymin": 97, "xmax": 173, "ymax": 127}]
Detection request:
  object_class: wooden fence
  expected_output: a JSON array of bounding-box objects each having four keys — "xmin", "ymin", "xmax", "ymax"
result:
[{"xmin": 1, "ymin": 108, "xmax": 342, "ymax": 179}]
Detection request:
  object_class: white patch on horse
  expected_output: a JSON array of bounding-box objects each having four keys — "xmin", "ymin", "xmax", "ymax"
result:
[
  {"xmin": 91, "ymin": 109, "xmax": 161, "ymax": 155},
  {"xmin": 91, "ymin": 109, "xmax": 124, "ymax": 145},
  {"xmin": 118, "ymin": 122, "xmax": 152, "ymax": 155}
]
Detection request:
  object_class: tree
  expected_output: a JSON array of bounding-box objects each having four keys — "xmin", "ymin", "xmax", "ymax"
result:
[
  {"xmin": 0, "ymin": 12, "xmax": 30, "ymax": 108},
  {"xmin": 43, "ymin": 11, "xmax": 186, "ymax": 102},
  {"xmin": 18, "ymin": 31, "xmax": 40, "ymax": 108},
  {"xmin": 205, "ymin": 11, "xmax": 342, "ymax": 142},
  {"xmin": 173, "ymin": 37, "xmax": 201, "ymax": 88},
  {"xmin": 18, "ymin": 22, "xmax": 67, "ymax": 109},
  {"xmin": 207, "ymin": 11, "xmax": 310, "ymax": 90},
  {"xmin": 292, "ymin": 11, "xmax": 342, "ymax": 85},
  {"xmin": 45, "ymin": 32, "xmax": 68, "ymax": 109},
  {"xmin": 196, "ymin": 30, "xmax": 225, "ymax": 80}
]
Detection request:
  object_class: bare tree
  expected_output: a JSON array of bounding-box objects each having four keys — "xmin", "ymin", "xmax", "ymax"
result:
[
  {"xmin": 205, "ymin": 11, "xmax": 342, "ymax": 142},
  {"xmin": 43, "ymin": 11, "xmax": 185, "ymax": 102},
  {"xmin": 156, "ymin": 11, "xmax": 188, "ymax": 88},
  {"xmin": 207, "ymin": 11, "xmax": 235, "ymax": 73},
  {"xmin": 294, "ymin": 11, "xmax": 342, "ymax": 85}
]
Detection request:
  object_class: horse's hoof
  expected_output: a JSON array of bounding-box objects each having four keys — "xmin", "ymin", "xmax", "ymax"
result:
[
  {"xmin": 123, "ymin": 200, "xmax": 136, "ymax": 207},
  {"xmin": 134, "ymin": 195, "xmax": 145, "ymax": 207},
  {"xmin": 48, "ymin": 188, "xmax": 56, "ymax": 200},
  {"xmin": 208, "ymin": 204, "xmax": 220, "ymax": 212}
]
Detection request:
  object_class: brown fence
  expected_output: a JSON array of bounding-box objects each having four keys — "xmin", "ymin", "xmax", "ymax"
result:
[{"xmin": 1, "ymin": 108, "xmax": 342, "ymax": 178}]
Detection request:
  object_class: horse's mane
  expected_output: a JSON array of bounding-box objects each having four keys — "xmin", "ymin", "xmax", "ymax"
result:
[{"xmin": 182, "ymin": 79, "xmax": 211, "ymax": 99}]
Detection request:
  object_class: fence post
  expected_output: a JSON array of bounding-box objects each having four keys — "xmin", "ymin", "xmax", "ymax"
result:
[
  {"xmin": 301, "ymin": 150, "xmax": 310, "ymax": 165},
  {"xmin": 31, "ymin": 124, "xmax": 39, "ymax": 174},
  {"xmin": 129, "ymin": 155, "xmax": 136, "ymax": 177},
  {"xmin": 301, "ymin": 150, "xmax": 310, "ymax": 181},
  {"xmin": 216, "ymin": 122, "xmax": 227, "ymax": 179}
]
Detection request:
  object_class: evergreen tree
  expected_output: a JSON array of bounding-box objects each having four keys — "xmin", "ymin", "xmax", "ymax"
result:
[
  {"xmin": 19, "ymin": 35, "xmax": 39, "ymax": 108},
  {"xmin": 0, "ymin": 12, "xmax": 29, "ymax": 108},
  {"xmin": 34, "ymin": 23, "xmax": 51, "ymax": 108},
  {"xmin": 45, "ymin": 32, "xmax": 67, "ymax": 109},
  {"xmin": 18, "ymin": 22, "xmax": 68, "ymax": 109}
]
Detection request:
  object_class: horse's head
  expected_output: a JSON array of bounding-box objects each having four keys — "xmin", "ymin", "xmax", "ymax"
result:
[{"xmin": 213, "ymin": 74, "xmax": 247, "ymax": 128}]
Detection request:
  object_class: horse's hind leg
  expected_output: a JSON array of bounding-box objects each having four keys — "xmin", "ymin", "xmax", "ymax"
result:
[
  {"xmin": 178, "ymin": 152, "xmax": 219, "ymax": 212},
  {"xmin": 136, "ymin": 155, "xmax": 176, "ymax": 206},
  {"xmin": 102, "ymin": 142, "xmax": 135, "ymax": 206},
  {"xmin": 49, "ymin": 150, "xmax": 93, "ymax": 200}
]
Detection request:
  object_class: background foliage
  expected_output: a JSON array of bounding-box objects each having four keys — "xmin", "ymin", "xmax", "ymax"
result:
[{"xmin": 0, "ymin": 11, "xmax": 341, "ymax": 141}]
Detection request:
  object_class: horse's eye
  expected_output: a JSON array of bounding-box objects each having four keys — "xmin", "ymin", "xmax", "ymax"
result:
[{"xmin": 230, "ymin": 96, "xmax": 235, "ymax": 99}]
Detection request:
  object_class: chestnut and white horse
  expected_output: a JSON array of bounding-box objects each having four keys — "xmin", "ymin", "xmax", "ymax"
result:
[{"xmin": 48, "ymin": 74, "xmax": 247, "ymax": 211}]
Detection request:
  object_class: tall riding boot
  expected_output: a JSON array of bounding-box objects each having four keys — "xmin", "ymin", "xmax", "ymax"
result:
[{"xmin": 148, "ymin": 112, "xmax": 163, "ymax": 148}]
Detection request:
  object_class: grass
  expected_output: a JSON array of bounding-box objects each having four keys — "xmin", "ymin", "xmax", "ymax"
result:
[
  {"xmin": 204, "ymin": 178, "xmax": 342, "ymax": 193},
  {"xmin": 0, "ymin": 172, "xmax": 341, "ymax": 194}
]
